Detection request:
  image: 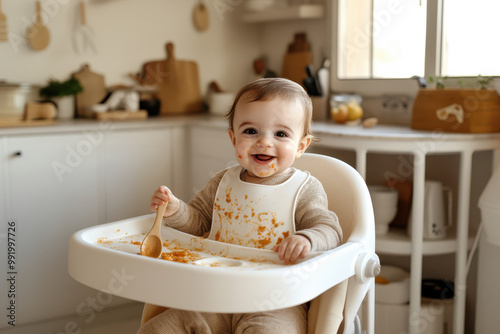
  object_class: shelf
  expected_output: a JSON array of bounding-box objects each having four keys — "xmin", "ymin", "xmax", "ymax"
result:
[
  {"xmin": 376, "ymin": 228, "xmax": 475, "ymax": 256},
  {"xmin": 241, "ymin": 4, "xmax": 324, "ymax": 23}
]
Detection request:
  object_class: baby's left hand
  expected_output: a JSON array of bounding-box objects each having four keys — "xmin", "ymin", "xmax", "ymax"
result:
[{"xmin": 273, "ymin": 235, "xmax": 311, "ymax": 265}]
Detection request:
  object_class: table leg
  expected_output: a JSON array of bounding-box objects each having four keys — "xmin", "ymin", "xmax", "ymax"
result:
[
  {"xmin": 409, "ymin": 151, "xmax": 426, "ymax": 334},
  {"xmin": 453, "ymin": 150, "xmax": 472, "ymax": 334}
]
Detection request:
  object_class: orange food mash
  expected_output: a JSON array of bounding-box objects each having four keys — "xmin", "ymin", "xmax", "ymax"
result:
[{"xmin": 161, "ymin": 250, "xmax": 201, "ymax": 263}]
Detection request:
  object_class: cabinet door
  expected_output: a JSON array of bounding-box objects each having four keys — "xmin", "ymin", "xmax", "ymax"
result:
[
  {"xmin": 104, "ymin": 129, "xmax": 172, "ymax": 222},
  {"xmin": 189, "ymin": 126, "xmax": 236, "ymax": 194},
  {"xmin": 1, "ymin": 134, "xmax": 105, "ymax": 327}
]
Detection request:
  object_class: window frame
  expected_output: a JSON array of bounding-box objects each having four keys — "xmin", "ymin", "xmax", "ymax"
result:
[{"xmin": 330, "ymin": 0, "xmax": 500, "ymax": 96}]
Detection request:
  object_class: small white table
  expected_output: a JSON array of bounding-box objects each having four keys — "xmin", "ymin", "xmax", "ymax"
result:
[{"xmin": 312, "ymin": 122, "xmax": 500, "ymax": 334}]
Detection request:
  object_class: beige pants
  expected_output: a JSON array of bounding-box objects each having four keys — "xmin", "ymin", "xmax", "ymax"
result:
[{"xmin": 137, "ymin": 305, "xmax": 307, "ymax": 334}]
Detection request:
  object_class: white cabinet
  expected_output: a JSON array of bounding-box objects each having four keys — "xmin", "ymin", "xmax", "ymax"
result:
[
  {"xmin": 189, "ymin": 125, "xmax": 235, "ymax": 195},
  {"xmin": 103, "ymin": 129, "xmax": 173, "ymax": 222},
  {"xmin": 0, "ymin": 133, "xmax": 105, "ymax": 327},
  {"xmin": 0, "ymin": 127, "xmax": 177, "ymax": 328}
]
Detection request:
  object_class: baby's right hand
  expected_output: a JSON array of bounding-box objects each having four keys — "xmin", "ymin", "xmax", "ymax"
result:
[{"xmin": 150, "ymin": 186, "xmax": 180, "ymax": 217}]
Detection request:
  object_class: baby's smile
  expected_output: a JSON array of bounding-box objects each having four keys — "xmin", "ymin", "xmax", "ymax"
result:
[{"xmin": 252, "ymin": 154, "xmax": 275, "ymax": 164}]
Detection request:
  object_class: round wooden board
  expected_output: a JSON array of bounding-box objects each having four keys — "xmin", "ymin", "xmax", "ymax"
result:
[{"xmin": 193, "ymin": 3, "xmax": 209, "ymax": 31}]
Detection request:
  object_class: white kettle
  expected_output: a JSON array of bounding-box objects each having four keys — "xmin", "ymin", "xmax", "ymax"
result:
[{"xmin": 407, "ymin": 180, "xmax": 453, "ymax": 239}]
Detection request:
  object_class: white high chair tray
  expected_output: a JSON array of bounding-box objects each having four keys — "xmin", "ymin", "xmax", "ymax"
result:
[{"xmin": 69, "ymin": 214, "xmax": 361, "ymax": 313}]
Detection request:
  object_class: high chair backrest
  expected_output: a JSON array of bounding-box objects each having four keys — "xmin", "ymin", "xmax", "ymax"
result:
[
  {"xmin": 293, "ymin": 153, "xmax": 376, "ymax": 334},
  {"xmin": 293, "ymin": 153, "xmax": 374, "ymax": 248}
]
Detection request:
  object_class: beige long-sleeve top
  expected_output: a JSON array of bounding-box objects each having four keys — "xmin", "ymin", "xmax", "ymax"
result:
[{"xmin": 164, "ymin": 167, "xmax": 342, "ymax": 251}]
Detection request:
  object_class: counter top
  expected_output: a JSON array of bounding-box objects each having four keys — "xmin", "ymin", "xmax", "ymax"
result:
[{"xmin": 2, "ymin": 114, "xmax": 500, "ymax": 143}]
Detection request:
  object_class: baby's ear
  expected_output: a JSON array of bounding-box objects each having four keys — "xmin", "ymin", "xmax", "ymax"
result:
[
  {"xmin": 228, "ymin": 129, "xmax": 236, "ymax": 147},
  {"xmin": 296, "ymin": 136, "xmax": 311, "ymax": 158}
]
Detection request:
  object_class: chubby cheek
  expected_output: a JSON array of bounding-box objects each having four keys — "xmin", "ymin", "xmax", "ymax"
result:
[
  {"xmin": 234, "ymin": 142, "xmax": 252, "ymax": 163},
  {"xmin": 278, "ymin": 143, "xmax": 298, "ymax": 165}
]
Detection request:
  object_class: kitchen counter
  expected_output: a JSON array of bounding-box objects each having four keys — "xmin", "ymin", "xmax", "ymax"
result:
[{"xmin": 3, "ymin": 114, "xmax": 500, "ymax": 142}]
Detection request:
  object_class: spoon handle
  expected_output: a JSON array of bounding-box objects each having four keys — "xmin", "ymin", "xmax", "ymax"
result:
[{"xmin": 152, "ymin": 203, "xmax": 167, "ymax": 235}]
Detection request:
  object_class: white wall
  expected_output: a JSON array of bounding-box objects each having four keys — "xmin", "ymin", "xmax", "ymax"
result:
[{"xmin": 0, "ymin": 0, "xmax": 261, "ymax": 93}]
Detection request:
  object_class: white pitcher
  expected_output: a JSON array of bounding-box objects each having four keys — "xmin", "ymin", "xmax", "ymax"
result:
[{"xmin": 407, "ymin": 180, "xmax": 453, "ymax": 239}]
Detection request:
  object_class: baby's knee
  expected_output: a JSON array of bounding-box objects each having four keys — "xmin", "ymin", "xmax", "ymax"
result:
[{"xmin": 233, "ymin": 306, "xmax": 307, "ymax": 334}]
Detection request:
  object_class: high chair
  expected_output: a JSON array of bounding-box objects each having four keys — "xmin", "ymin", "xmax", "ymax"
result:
[{"xmin": 69, "ymin": 153, "xmax": 379, "ymax": 334}]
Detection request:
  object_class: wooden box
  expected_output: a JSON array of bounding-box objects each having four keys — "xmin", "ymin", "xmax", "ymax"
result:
[{"xmin": 411, "ymin": 89, "xmax": 500, "ymax": 133}]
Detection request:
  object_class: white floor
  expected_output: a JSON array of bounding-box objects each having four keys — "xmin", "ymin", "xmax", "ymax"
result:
[{"xmin": 0, "ymin": 302, "xmax": 143, "ymax": 334}]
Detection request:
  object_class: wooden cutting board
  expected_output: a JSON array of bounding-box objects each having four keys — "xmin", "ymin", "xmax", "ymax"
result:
[
  {"xmin": 282, "ymin": 51, "xmax": 312, "ymax": 87},
  {"xmin": 281, "ymin": 33, "xmax": 312, "ymax": 87},
  {"xmin": 0, "ymin": 119, "xmax": 56, "ymax": 128},
  {"xmin": 73, "ymin": 64, "xmax": 107, "ymax": 118},
  {"xmin": 94, "ymin": 110, "xmax": 148, "ymax": 120},
  {"xmin": 140, "ymin": 42, "xmax": 202, "ymax": 114}
]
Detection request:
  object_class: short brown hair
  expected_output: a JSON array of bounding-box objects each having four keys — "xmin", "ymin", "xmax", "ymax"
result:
[{"xmin": 226, "ymin": 78, "xmax": 317, "ymax": 141}]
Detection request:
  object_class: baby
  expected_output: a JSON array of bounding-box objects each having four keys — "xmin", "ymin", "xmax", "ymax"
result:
[{"xmin": 139, "ymin": 78, "xmax": 342, "ymax": 334}]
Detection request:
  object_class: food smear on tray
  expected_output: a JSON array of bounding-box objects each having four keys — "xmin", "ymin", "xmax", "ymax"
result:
[{"xmin": 95, "ymin": 232, "xmax": 289, "ymax": 269}]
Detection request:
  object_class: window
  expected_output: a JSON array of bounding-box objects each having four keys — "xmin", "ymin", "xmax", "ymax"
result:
[
  {"xmin": 441, "ymin": 0, "xmax": 500, "ymax": 77},
  {"xmin": 333, "ymin": 0, "xmax": 500, "ymax": 94},
  {"xmin": 338, "ymin": 0, "xmax": 427, "ymax": 79}
]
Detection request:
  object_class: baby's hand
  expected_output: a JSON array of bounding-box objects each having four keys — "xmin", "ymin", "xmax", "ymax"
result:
[
  {"xmin": 272, "ymin": 235, "xmax": 311, "ymax": 265},
  {"xmin": 150, "ymin": 186, "xmax": 180, "ymax": 217}
]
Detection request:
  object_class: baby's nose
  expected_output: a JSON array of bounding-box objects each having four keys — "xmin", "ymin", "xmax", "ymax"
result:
[{"xmin": 257, "ymin": 134, "xmax": 272, "ymax": 147}]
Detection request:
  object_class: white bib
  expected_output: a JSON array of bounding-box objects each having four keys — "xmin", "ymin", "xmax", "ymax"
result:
[{"xmin": 208, "ymin": 165, "xmax": 310, "ymax": 249}]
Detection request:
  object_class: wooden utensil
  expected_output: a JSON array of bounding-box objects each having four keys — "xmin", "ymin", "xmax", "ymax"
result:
[
  {"xmin": 73, "ymin": 64, "xmax": 106, "ymax": 118},
  {"xmin": 27, "ymin": 1, "xmax": 50, "ymax": 50},
  {"xmin": 140, "ymin": 203, "xmax": 167, "ymax": 258},
  {"xmin": 0, "ymin": 0, "xmax": 8, "ymax": 42},
  {"xmin": 193, "ymin": 0, "xmax": 209, "ymax": 31}
]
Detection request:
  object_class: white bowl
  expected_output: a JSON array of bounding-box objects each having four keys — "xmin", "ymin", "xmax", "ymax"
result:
[
  {"xmin": 375, "ymin": 265, "xmax": 410, "ymax": 304},
  {"xmin": 368, "ymin": 185, "xmax": 398, "ymax": 234},
  {"xmin": 207, "ymin": 92, "xmax": 236, "ymax": 116}
]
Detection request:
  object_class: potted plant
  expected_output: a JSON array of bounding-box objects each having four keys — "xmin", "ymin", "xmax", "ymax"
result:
[{"xmin": 39, "ymin": 78, "xmax": 83, "ymax": 119}]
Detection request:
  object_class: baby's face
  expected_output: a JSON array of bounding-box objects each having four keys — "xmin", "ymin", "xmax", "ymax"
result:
[{"xmin": 228, "ymin": 95, "xmax": 310, "ymax": 180}]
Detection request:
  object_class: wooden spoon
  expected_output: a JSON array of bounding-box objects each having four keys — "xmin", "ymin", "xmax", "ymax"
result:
[
  {"xmin": 193, "ymin": 0, "xmax": 209, "ymax": 32},
  {"xmin": 140, "ymin": 203, "xmax": 167, "ymax": 258},
  {"xmin": 27, "ymin": 1, "xmax": 50, "ymax": 50}
]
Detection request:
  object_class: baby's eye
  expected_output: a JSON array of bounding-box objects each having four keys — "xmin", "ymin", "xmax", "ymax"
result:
[
  {"xmin": 243, "ymin": 128, "xmax": 257, "ymax": 135},
  {"xmin": 275, "ymin": 131, "xmax": 288, "ymax": 138}
]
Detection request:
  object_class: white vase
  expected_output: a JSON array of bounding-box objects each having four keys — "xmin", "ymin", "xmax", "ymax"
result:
[{"xmin": 53, "ymin": 96, "xmax": 75, "ymax": 119}]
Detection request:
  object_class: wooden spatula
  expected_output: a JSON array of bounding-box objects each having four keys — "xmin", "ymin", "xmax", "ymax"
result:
[
  {"xmin": 27, "ymin": 1, "xmax": 50, "ymax": 50},
  {"xmin": 0, "ymin": 0, "xmax": 8, "ymax": 42}
]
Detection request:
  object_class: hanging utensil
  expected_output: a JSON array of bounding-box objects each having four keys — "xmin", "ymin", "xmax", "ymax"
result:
[
  {"xmin": 0, "ymin": 0, "xmax": 8, "ymax": 42},
  {"xmin": 193, "ymin": 0, "xmax": 209, "ymax": 32},
  {"xmin": 27, "ymin": 1, "xmax": 50, "ymax": 50},
  {"xmin": 73, "ymin": 0, "xmax": 97, "ymax": 55}
]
